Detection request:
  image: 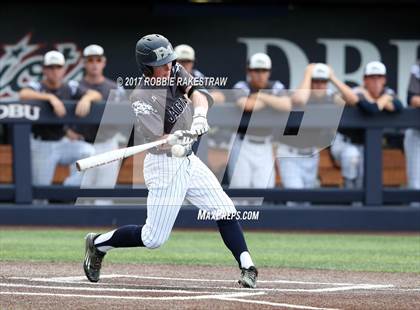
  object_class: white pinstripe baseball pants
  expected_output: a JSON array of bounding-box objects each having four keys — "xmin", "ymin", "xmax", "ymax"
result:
[{"xmin": 141, "ymin": 152, "xmax": 236, "ymax": 249}]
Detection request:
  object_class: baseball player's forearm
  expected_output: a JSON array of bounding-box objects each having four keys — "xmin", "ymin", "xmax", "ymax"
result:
[
  {"xmin": 237, "ymin": 96, "xmax": 265, "ymax": 112},
  {"xmin": 19, "ymin": 88, "xmax": 52, "ymax": 102},
  {"xmin": 209, "ymin": 90, "xmax": 225, "ymax": 104},
  {"xmin": 74, "ymin": 90, "xmax": 102, "ymax": 117},
  {"xmin": 291, "ymin": 69, "xmax": 312, "ymax": 105},
  {"xmin": 330, "ymin": 76, "xmax": 359, "ymax": 105},
  {"xmin": 188, "ymin": 90, "xmax": 211, "ymax": 136},
  {"xmin": 382, "ymin": 98, "xmax": 403, "ymax": 112},
  {"xmin": 190, "ymin": 90, "xmax": 209, "ymax": 114},
  {"xmin": 82, "ymin": 89, "xmax": 102, "ymax": 102},
  {"xmin": 376, "ymin": 94, "xmax": 402, "ymax": 112},
  {"xmin": 258, "ymin": 93, "xmax": 292, "ymax": 111},
  {"xmin": 409, "ymin": 95, "xmax": 420, "ymax": 108}
]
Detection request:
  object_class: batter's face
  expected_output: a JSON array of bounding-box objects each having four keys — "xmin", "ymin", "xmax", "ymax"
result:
[
  {"xmin": 248, "ymin": 69, "xmax": 270, "ymax": 89},
  {"xmin": 84, "ymin": 56, "xmax": 106, "ymax": 76},
  {"xmin": 43, "ymin": 65, "xmax": 65, "ymax": 85},
  {"xmin": 152, "ymin": 62, "xmax": 172, "ymax": 78},
  {"xmin": 364, "ymin": 75, "xmax": 386, "ymax": 98},
  {"xmin": 178, "ymin": 60, "xmax": 194, "ymax": 73}
]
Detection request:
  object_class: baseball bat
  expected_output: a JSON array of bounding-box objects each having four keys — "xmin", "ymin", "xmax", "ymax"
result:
[{"xmin": 76, "ymin": 137, "xmax": 170, "ymax": 171}]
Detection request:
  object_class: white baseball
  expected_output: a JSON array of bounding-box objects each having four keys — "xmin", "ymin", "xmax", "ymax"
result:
[{"xmin": 171, "ymin": 144, "xmax": 186, "ymax": 157}]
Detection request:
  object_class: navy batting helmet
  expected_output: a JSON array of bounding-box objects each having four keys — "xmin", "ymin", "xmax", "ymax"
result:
[{"xmin": 135, "ymin": 34, "xmax": 177, "ymax": 76}]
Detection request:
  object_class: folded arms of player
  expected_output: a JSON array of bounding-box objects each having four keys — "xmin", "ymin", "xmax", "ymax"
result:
[
  {"xmin": 20, "ymin": 88, "xmax": 68, "ymax": 118},
  {"xmin": 355, "ymin": 88, "xmax": 403, "ymax": 114},
  {"xmin": 19, "ymin": 88, "xmax": 102, "ymax": 118}
]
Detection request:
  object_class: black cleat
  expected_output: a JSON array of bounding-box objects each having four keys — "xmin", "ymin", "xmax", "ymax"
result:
[
  {"xmin": 83, "ymin": 233, "xmax": 106, "ymax": 283},
  {"xmin": 238, "ymin": 266, "xmax": 258, "ymax": 288}
]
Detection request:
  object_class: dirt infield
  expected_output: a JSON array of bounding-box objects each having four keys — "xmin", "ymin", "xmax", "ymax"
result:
[{"xmin": 0, "ymin": 262, "xmax": 419, "ymax": 309}]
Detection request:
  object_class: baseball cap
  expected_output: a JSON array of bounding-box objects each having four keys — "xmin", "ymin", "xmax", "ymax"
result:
[
  {"xmin": 83, "ymin": 44, "xmax": 104, "ymax": 57},
  {"xmin": 312, "ymin": 63, "xmax": 330, "ymax": 80},
  {"xmin": 175, "ymin": 44, "xmax": 195, "ymax": 61},
  {"xmin": 248, "ymin": 53, "xmax": 272, "ymax": 70},
  {"xmin": 43, "ymin": 51, "xmax": 65, "ymax": 66},
  {"xmin": 364, "ymin": 61, "xmax": 386, "ymax": 76}
]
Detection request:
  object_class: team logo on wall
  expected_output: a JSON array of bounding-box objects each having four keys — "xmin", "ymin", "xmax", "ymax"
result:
[{"xmin": 0, "ymin": 33, "xmax": 84, "ymax": 102}]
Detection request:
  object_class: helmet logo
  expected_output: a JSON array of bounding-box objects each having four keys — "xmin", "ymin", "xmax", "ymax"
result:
[{"xmin": 153, "ymin": 44, "xmax": 173, "ymax": 62}]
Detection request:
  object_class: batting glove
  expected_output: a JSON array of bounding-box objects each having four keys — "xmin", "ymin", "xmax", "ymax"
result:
[{"xmin": 190, "ymin": 111, "xmax": 210, "ymax": 136}]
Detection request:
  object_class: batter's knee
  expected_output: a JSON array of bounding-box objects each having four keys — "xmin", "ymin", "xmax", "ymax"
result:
[
  {"xmin": 205, "ymin": 196, "xmax": 237, "ymax": 218},
  {"xmin": 141, "ymin": 227, "xmax": 170, "ymax": 249},
  {"xmin": 220, "ymin": 195, "xmax": 237, "ymax": 214},
  {"xmin": 143, "ymin": 235, "xmax": 169, "ymax": 249}
]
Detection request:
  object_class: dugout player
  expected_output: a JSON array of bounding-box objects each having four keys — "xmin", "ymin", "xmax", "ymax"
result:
[
  {"xmin": 277, "ymin": 63, "xmax": 358, "ymax": 191},
  {"xmin": 83, "ymin": 34, "xmax": 258, "ymax": 288},
  {"xmin": 229, "ymin": 53, "xmax": 291, "ymax": 188},
  {"xmin": 404, "ymin": 62, "xmax": 420, "ymax": 199},
  {"xmin": 68, "ymin": 44, "xmax": 125, "ymax": 189},
  {"xmin": 175, "ymin": 44, "xmax": 225, "ymax": 104},
  {"xmin": 331, "ymin": 61, "xmax": 403, "ymax": 189},
  {"xmin": 19, "ymin": 51, "xmax": 101, "ymax": 186}
]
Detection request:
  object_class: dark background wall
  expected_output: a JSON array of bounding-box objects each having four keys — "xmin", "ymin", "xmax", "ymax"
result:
[{"xmin": 1, "ymin": 2, "xmax": 419, "ymax": 99}]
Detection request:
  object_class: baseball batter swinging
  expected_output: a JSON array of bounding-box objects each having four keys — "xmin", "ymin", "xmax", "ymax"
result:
[{"xmin": 83, "ymin": 34, "xmax": 258, "ymax": 288}]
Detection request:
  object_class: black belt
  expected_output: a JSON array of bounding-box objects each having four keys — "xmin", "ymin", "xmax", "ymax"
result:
[
  {"xmin": 287, "ymin": 146, "xmax": 315, "ymax": 156},
  {"xmin": 238, "ymin": 134, "xmax": 270, "ymax": 144},
  {"xmin": 297, "ymin": 149, "xmax": 314, "ymax": 156},
  {"xmin": 247, "ymin": 137, "xmax": 267, "ymax": 144},
  {"xmin": 33, "ymin": 134, "xmax": 62, "ymax": 141}
]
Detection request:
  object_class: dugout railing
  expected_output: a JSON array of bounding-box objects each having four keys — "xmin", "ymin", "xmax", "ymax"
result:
[{"xmin": 0, "ymin": 100, "xmax": 419, "ymax": 206}]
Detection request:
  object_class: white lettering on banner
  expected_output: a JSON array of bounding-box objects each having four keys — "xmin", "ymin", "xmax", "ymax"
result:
[
  {"xmin": 2, "ymin": 35, "xmax": 419, "ymax": 104},
  {"xmin": 0, "ymin": 104, "xmax": 40, "ymax": 121},
  {"xmin": 390, "ymin": 40, "xmax": 420, "ymax": 106},
  {"xmin": 0, "ymin": 34, "xmax": 84, "ymax": 102},
  {"xmin": 318, "ymin": 39, "xmax": 381, "ymax": 86},
  {"xmin": 238, "ymin": 38, "xmax": 308, "ymax": 89},
  {"xmin": 240, "ymin": 37, "xmax": 420, "ymax": 100},
  {"xmin": 0, "ymin": 106, "xmax": 7, "ymax": 119}
]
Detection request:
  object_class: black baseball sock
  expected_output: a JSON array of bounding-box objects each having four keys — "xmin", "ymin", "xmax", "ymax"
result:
[
  {"xmin": 217, "ymin": 219, "xmax": 253, "ymax": 268},
  {"xmin": 94, "ymin": 225, "xmax": 144, "ymax": 253}
]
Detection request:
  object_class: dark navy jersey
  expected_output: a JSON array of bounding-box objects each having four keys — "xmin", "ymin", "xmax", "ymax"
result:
[
  {"xmin": 353, "ymin": 86, "xmax": 397, "ymax": 101},
  {"xmin": 79, "ymin": 78, "xmax": 117, "ymax": 99},
  {"xmin": 130, "ymin": 63, "xmax": 196, "ymax": 144},
  {"xmin": 27, "ymin": 80, "xmax": 86, "ymax": 140},
  {"xmin": 75, "ymin": 78, "xmax": 123, "ymax": 143},
  {"xmin": 339, "ymin": 86, "xmax": 399, "ymax": 144}
]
